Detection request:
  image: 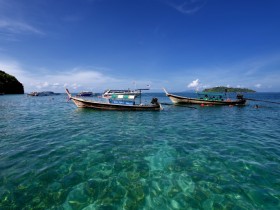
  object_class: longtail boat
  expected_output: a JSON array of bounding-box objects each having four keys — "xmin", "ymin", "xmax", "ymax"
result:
[
  {"xmin": 76, "ymin": 91, "xmax": 95, "ymax": 97},
  {"xmin": 163, "ymin": 88, "xmax": 246, "ymax": 106},
  {"xmin": 66, "ymin": 89, "xmax": 163, "ymax": 111}
]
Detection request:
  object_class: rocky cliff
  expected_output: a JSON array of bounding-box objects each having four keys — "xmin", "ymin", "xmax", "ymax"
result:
[{"xmin": 0, "ymin": 70, "xmax": 24, "ymax": 94}]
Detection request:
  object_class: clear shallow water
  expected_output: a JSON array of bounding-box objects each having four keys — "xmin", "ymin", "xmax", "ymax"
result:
[{"xmin": 0, "ymin": 93, "xmax": 280, "ymax": 209}]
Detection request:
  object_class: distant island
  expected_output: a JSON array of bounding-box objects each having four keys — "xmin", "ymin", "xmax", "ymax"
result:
[
  {"xmin": 203, "ymin": 86, "xmax": 256, "ymax": 93},
  {"xmin": 0, "ymin": 70, "xmax": 24, "ymax": 94}
]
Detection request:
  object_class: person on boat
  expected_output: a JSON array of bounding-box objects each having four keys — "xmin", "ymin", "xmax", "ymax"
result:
[{"xmin": 151, "ymin": 98, "xmax": 159, "ymax": 106}]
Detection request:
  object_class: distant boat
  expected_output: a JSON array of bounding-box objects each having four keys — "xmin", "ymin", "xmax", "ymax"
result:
[
  {"xmin": 102, "ymin": 89, "xmax": 141, "ymax": 98},
  {"xmin": 27, "ymin": 92, "xmax": 38, "ymax": 96},
  {"xmin": 27, "ymin": 91, "xmax": 60, "ymax": 96},
  {"xmin": 66, "ymin": 89, "xmax": 162, "ymax": 111},
  {"xmin": 163, "ymin": 88, "xmax": 246, "ymax": 106},
  {"xmin": 76, "ymin": 91, "xmax": 95, "ymax": 97}
]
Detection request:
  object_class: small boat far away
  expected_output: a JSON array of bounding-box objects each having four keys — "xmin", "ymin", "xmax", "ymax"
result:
[
  {"xmin": 27, "ymin": 91, "xmax": 60, "ymax": 96},
  {"xmin": 163, "ymin": 88, "xmax": 246, "ymax": 106},
  {"xmin": 66, "ymin": 89, "xmax": 163, "ymax": 111},
  {"xmin": 76, "ymin": 91, "xmax": 95, "ymax": 97}
]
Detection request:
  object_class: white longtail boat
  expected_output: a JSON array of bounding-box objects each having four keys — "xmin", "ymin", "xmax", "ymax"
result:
[
  {"xmin": 66, "ymin": 89, "xmax": 163, "ymax": 111},
  {"xmin": 163, "ymin": 88, "xmax": 246, "ymax": 106}
]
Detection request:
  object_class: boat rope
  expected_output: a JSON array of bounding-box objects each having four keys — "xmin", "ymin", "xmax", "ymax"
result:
[{"xmin": 245, "ymin": 98, "xmax": 280, "ymax": 105}]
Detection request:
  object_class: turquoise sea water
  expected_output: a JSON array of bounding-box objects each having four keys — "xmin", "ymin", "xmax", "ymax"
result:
[{"xmin": 0, "ymin": 93, "xmax": 280, "ymax": 209}]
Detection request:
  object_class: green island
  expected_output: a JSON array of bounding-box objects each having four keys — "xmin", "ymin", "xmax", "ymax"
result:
[
  {"xmin": 203, "ymin": 86, "xmax": 256, "ymax": 93},
  {"xmin": 0, "ymin": 70, "xmax": 24, "ymax": 94}
]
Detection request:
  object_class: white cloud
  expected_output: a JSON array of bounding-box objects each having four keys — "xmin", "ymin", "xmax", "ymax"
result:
[
  {"xmin": 0, "ymin": 59, "xmax": 33, "ymax": 84},
  {"xmin": 187, "ymin": 79, "xmax": 200, "ymax": 88},
  {"xmin": 0, "ymin": 59, "xmax": 131, "ymax": 93},
  {"xmin": 167, "ymin": 0, "xmax": 207, "ymax": 15},
  {"xmin": 31, "ymin": 82, "xmax": 47, "ymax": 89},
  {"xmin": 71, "ymin": 83, "xmax": 80, "ymax": 90},
  {"xmin": 255, "ymin": 84, "xmax": 261, "ymax": 88},
  {"xmin": 52, "ymin": 83, "xmax": 60, "ymax": 86},
  {"xmin": 34, "ymin": 69, "xmax": 121, "ymax": 92},
  {"xmin": 1, "ymin": 53, "xmax": 280, "ymax": 93},
  {"xmin": 0, "ymin": 19, "xmax": 43, "ymax": 35},
  {"xmin": 43, "ymin": 82, "xmax": 49, "ymax": 87},
  {"xmin": 0, "ymin": 0, "xmax": 43, "ymax": 37},
  {"xmin": 180, "ymin": 54, "xmax": 280, "ymax": 92}
]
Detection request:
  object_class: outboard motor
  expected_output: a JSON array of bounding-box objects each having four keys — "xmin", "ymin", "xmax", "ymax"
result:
[
  {"xmin": 236, "ymin": 94, "xmax": 244, "ymax": 100},
  {"xmin": 151, "ymin": 98, "xmax": 159, "ymax": 105}
]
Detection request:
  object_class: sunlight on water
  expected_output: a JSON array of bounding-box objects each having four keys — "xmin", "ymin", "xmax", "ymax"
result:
[{"xmin": 0, "ymin": 93, "xmax": 280, "ymax": 209}]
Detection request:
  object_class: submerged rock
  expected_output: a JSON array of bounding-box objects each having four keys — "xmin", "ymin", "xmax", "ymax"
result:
[{"xmin": 0, "ymin": 70, "xmax": 24, "ymax": 94}]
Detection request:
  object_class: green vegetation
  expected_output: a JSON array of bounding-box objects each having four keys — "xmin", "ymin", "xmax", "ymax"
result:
[
  {"xmin": 0, "ymin": 70, "xmax": 24, "ymax": 94},
  {"xmin": 203, "ymin": 86, "xmax": 256, "ymax": 93}
]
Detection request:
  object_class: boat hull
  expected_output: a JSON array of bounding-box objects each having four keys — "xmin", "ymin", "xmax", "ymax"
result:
[
  {"xmin": 166, "ymin": 93, "xmax": 246, "ymax": 106},
  {"xmin": 70, "ymin": 97, "xmax": 161, "ymax": 111}
]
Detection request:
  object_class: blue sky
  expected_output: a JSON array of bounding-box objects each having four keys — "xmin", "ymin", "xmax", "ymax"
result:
[{"xmin": 0, "ymin": 0, "xmax": 280, "ymax": 92}]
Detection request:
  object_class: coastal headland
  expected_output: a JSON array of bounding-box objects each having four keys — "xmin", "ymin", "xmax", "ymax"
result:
[{"xmin": 0, "ymin": 70, "xmax": 24, "ymax": 94}]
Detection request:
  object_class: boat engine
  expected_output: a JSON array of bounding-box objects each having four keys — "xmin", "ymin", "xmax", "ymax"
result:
[
  {"xmin": 151, "ymin": 98, "xmax": 159, "ymax": 105},
  {"xmin": 236, "ymin": 94, "xmax": 244, "ymax": 100}
]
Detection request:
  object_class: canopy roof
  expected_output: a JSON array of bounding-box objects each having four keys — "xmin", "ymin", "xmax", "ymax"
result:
[
  {"xmin": 111, "ymin": 94, "xmax": 136, "ymax": 100},
  {"xmin": 197, "ymin": 92, "xmax": 224, "ymax": 96}
]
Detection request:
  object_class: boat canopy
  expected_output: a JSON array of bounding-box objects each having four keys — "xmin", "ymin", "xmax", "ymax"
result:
[
  {"xmin": 197, "ymin": 92, "xmax": 224, "ymax": 101},
  {"xmin": 103, "ymin": 89, "xmax": 139, "ymax": 94},
  {"xmin": 111, "ymin": 94, "xmax": 136, "ymax": 100}
]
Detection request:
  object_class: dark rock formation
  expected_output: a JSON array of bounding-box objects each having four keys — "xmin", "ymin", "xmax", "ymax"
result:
[{"xmin": 0, "ymin": 70, "xmax": 24, "ymax": 94}]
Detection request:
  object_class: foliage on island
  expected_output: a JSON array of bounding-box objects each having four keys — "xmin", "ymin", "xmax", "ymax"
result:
[
  {"xmin": 203, "ymin": 86, "xmax": 256, "ymax": 93},
  {"xmin": 0, "ymin": 70, "xmax": 24, "ymax": 94}
]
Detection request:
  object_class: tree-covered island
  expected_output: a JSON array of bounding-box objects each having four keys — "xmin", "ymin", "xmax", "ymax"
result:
[
  {"xmin": 0, "ymin": 70, "xmax": 24, "ymax": 94},
  {"xmin": 203, "ymin": 86, "xmax": 256, "ymax": 93}
]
